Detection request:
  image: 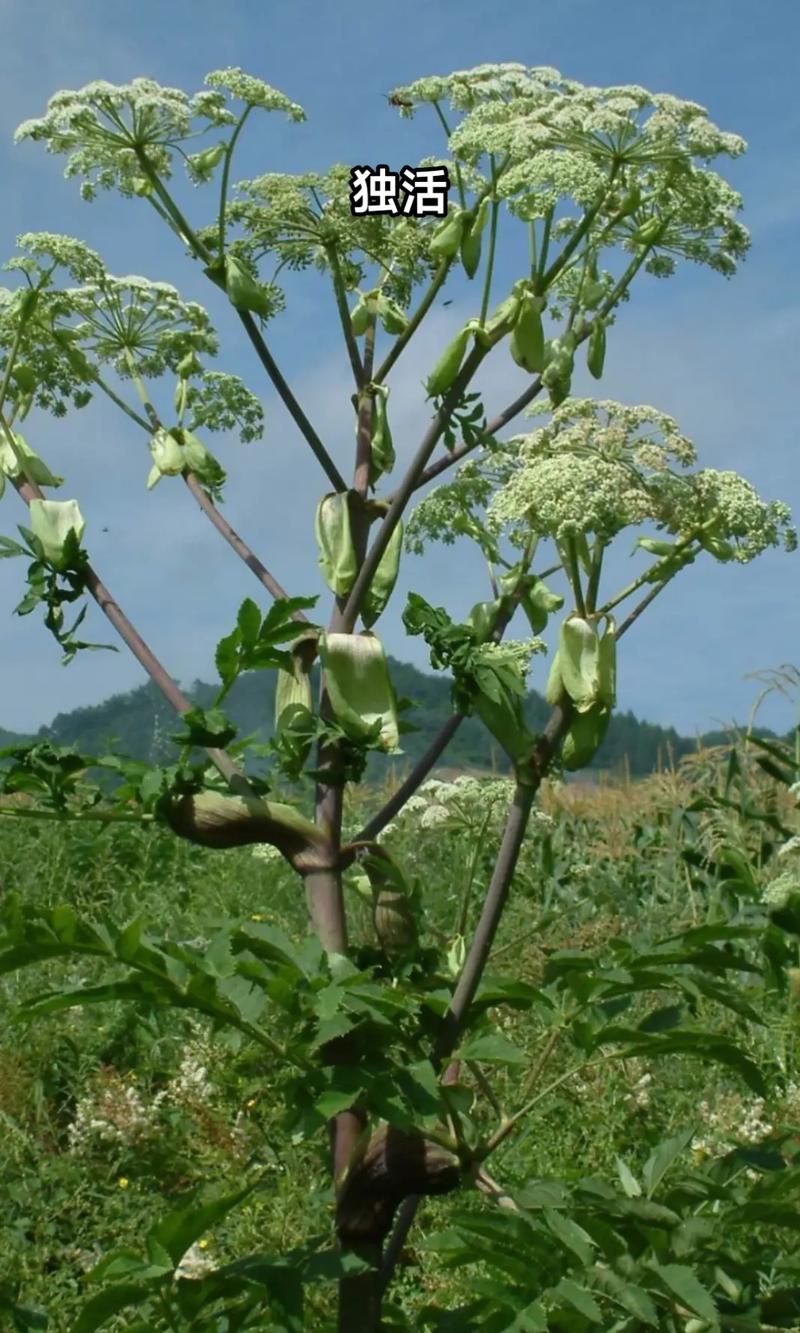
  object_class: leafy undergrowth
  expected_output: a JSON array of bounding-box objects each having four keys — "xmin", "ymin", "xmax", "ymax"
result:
[{"xmin": 2, "ymin": 737, "xmax": 800, "ymax": 1330}]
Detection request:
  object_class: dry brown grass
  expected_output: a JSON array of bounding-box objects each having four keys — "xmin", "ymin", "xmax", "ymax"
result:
[{"xmin": 0, "ymin": 1048, "xmax": 33, "ymax": 1119}]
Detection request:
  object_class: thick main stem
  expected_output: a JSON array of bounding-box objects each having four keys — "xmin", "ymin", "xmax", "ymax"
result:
[
  {"xmin": 379, "ymin": 703, "xmax": 573, "ymax": 1298},
  {"xmin": 341, "ymin": 344, "xmax": 487, "ymax": 631}
]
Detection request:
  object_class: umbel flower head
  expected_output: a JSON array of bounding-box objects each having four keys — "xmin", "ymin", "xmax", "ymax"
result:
[
  {"xmin": 227, "ymin": 165, "xmax": 436, "ymax": 309},
  {"xmin": 15, "ymin": 70, "xmax": 305, "ymax": 200},
  {"xmin": 389, "ymin": 63, "xmax": 749, "ymax": 280},
  {"xmin": 2, "ymin": 234, "xmax": 265, "ymax": 439},
  {"xmin": 63, "ymin": 273, "xmax": 218, "ymax": 378},
  {"xmin": 1, "ymin": 235, "xmax": 106, "ymax": 418},
  {"xmin": 486, "ymin": 399, "xmax": 795, "ymax": 561}
]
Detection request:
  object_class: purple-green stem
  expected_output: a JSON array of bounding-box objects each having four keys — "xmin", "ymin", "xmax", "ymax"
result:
[
  {"xmin": 378, "ymin": 570, "xmax": 676, "ymax": 1299},
  {"xmin": 394, "ymin": 244, "xmax": 653, "ymax": 501},
  {"xmin": 237, "ymin": 308, "xmax": 347, "ymax": 492},
  {"xmin": 182, "ymin": 473, "xmax": 309, "ymax": 617},
  {"xmin": 353, "ymin": 713, "xmax": 464, "ymax": 846},
  {"xmin": 373, "ymin": 258, "xmax": 451, "ymax": 384},
  {"xmin": 312, "ymin": 308, "xmax": 383, "ymax": 1332},
  {"xmin": 379, "ymin": 702, "xmax": 573, "ymax": 1300},
  {"xmin": 96, "ymin": 360, "xmax": 309, "ymax": 620},
  {"xmin": 478, "ymin": 159, "xmax": 500, "ymax": 328},
  {"xmin": 12, "ymin": 473, "xmax": 249, "ymax": 795},
  {"xmin": 134, "ymin": 144, "xmax": 348, "ymax": 494},
  {"xmin": 326, "ymin": 243, "xmax": 366, "ymax": 389},
  {"xmin": 340, "ymin": 342, "xmax": 489, "ymax": 633}
]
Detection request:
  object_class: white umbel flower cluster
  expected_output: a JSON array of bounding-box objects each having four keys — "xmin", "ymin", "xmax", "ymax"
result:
[
  {"xmin": 487, "ymin": 399, "xmax": 795, "ymax": 559},
  {"xmin": 62, "ymin": 271, "xmax": 217, "ymax": 378},
  {"xmin": 166, "ymin": 1029, "xmax": 215, "ymax": 1107},
  {"xmin": 66, "ymin": 1025, "xmax": 217, "ymax": 1155},
  {"xmin": 389, "ymin": 63, "xmax": 749, "ymax": 276},
  {"xmin": 67, "ymin": 1073, "xmax": 159, "ymax": 1153},
  {"xmin": 691, "ymin": 1093, "xmax": 774, "ymax": 1163},
  {"xmin": 623, "ymin": 1070, "xmax": 653, "ymax": 1112},
  {"xmin": 15, "ymin": 71, "xmax": 304, "ymax": 199},
  {"xmin": 381, "ymin": 774, "xmax": 555, "ymax": 839},
  {"xmin": 409, "ymin": 398, "xmax": 794, "ymax": 572}
]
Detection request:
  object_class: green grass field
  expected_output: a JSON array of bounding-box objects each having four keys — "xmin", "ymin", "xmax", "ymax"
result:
[{"xmin": 2, "ymin": 742, "xmax": 800, "ymax": 1330}]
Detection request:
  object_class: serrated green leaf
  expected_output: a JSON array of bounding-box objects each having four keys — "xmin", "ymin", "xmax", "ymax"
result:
[
  {"xmin": 456, "ymin": 1032, "xmax": 527, "ymax": 1065},
  {"xmin": 553, "ymin": 1279, "xmax": 603, "ymax": 1323},
  {"xmin": 542, "ymin": 1208, "xmax": 595, "ymax": 1265},
  {"xmin": 638, "ymin": 1003, "xmax": 683, "ymax": 1034},
  {"xmin": 617, "ymin": 1282, "xmax": 659, "ymax": 1327},
  {"xmin": 315, "ymin": 1088, "xmax": 358, "ymax": 1119},
  {"xmin": 640, "ymin": 1130, "xmax": 698, "ymax": 1205},
  {"xmin": 115, "ymin": 917, "xmax": 144, "ymax": 963},
  {"xmin": 615, "ymin": 1157, "xmax": 642, "ymax": 1198},
  {"xmin": 237, "ymin": 598, "xmax": 261, "ymax": 646},
  {"xmin": 16, "ymin": 980, "xmax": 148, "ymax": 1022},
  {"xmin": 214, "ymin": 628, "xmax": 240, "ymax": 688},
  {"xmin": 311, "ymin": 1013, "xmax": 356, "ymax": 1051},
  {"xmin": 652, "ymin": 1263, "xmax": 717, "ymax": 1323}
]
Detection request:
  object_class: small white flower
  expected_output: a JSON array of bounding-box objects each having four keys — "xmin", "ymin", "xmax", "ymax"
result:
[{"xmin": 174, "ymin": 1243, "xmax": 216, "ymax": 1282}]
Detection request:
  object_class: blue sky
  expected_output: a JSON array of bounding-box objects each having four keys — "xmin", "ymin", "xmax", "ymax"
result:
[{"xmin": 0, "ymin": 0, "xmax": 798, "ymax": 740}]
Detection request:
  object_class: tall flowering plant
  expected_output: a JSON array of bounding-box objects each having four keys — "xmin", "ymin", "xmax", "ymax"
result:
[{"xmin": 0, "ymin": 63, "xmax": 796, "ymax": 1331}]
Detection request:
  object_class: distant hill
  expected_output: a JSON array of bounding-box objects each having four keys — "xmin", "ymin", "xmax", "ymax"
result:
[
  {"xmin": 0, "ymin": 657, "xmax": 774, "ymax": 781},
  {"xmin": 0, "ymin": 727, "xmax": 26, "ymax": 749}
]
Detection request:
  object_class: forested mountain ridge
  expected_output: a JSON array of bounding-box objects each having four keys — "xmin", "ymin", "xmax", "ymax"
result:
[{"xmin": 1, "ymin": 657, "xmax": 772, "ymax": 780}]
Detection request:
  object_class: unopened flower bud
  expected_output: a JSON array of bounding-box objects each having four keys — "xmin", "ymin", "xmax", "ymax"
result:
[{"xmin": 29, "ymin": 498, "xmax": 86, "ymax": 571}]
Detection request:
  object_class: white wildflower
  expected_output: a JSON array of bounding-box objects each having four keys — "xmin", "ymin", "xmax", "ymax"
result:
[
  {"xmin": 67, "ymin": 1073, "xmax": 159, "ymax": 1153},
  {"xmin": 389, "ymin": 64, "xmax": 749, "ymax": 278},
  {"xmin": 625, "ymin": 1072, "xmax": 653, "ymax": 1111},
  {"xmin": 695, "ymin": 1091, "xmax": 774, "ymax": 1157},
  {"xmin": 162, "ymin": 1024, "xmax": 216, "ymax": 1108},
  {"xmin": 205, "ymin": 68, "xmax": 305, "ymax": 121},
  {"xmin": 485, "ymin": 400, "xmax": 794, "ymax": 558},
  {"xmin": 174, "ymin": 1242, "xmax": 217, "ymax": 1282},
  {"xmin": 252, "ymin": 842, "xmax": 283, "ymax": 864}
]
